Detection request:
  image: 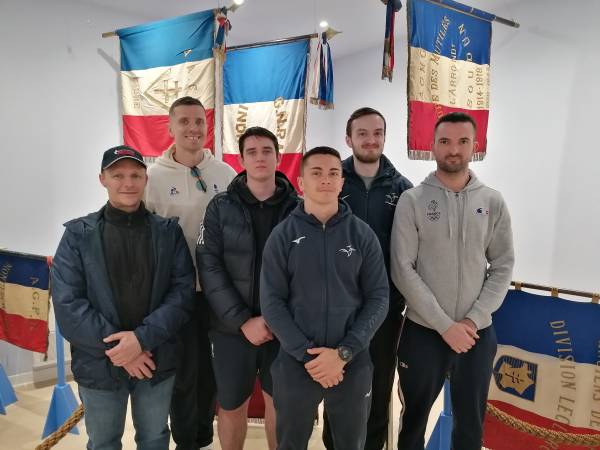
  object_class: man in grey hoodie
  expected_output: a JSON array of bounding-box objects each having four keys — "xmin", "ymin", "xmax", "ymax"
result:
[{"xmin": 390, "ymin": 112, "xmax": 514, "ymax": 450}]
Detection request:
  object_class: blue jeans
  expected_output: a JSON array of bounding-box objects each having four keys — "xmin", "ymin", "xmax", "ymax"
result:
[{"xmin": 78, "ymin": 376, "xmax": 175, "ymax": 450}]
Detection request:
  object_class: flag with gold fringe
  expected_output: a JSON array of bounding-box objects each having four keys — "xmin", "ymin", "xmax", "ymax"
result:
[
  {"xmin": 222, "ymin": 39, "xmax": 310, "ymax": 190},
  {"xmin": 0, "ymin": 250, "xmax": 50, "ymax": 353},
  {"xmin": 116, "ymin": 10, "xmax": 219, "ymax": 157},
  {"xmin": 484, "ymin": 289, "xmax": 600, "ymax": 449},
  {"xmin": 407, "ymin": 0, "xmax": 491, "ymax": 160}
]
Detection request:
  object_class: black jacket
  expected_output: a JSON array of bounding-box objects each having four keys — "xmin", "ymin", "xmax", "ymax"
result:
[
  {"xmin": 260, "ymin": 201, "xmax": 389, "ymax": 362},
  {"xmin": 196, "ymin": 171, "xmax": 299, "ymax": 334},
  {"xmin": 51, "ymin": 206, "xmax": 195, "ymax": 390},
  {"xmin": 341, "ymin": 155, "xmax": 413, "ymax": 311}
]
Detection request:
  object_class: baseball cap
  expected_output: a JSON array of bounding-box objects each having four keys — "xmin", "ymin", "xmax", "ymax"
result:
[{"xmin": 101, "ymin": 145, "xmax": 146, "ymax": 170}]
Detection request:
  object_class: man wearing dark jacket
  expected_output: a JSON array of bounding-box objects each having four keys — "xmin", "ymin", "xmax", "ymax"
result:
[
  {"xmin": 196, "ymin": 127, "xmax": 298, "ymax": 450},
  {"xmin": 261, "ymin": 146, "xmax": 389, "ymax": 450},
  {"xmin": 51, "ymin": 146, "xmax": 195, "ymax": 450},
  {"xmin": 323, "ymin": 107, "xmax": 413, "ymax": 450}
]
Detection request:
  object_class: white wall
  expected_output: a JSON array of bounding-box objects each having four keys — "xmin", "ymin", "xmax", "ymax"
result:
[{"xmin": 330, "ymin": 0, "xmax": 600, "ymax": 293}]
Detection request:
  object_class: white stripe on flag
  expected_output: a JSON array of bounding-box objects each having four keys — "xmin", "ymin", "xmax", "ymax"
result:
[
  {"xmin": 121, "ymin": 59, "xmax": 215, "ymax": 116},
  {"xmin": 408, "ymin": 46, "xmax": 490, "ymax": 110},
  {"xmin": 223, "ymin": 98, "xmax": 305, "ymax": 155},
  {"xmin": 489, "ymin": 344, "xmax": 600, "ymax": 430}
]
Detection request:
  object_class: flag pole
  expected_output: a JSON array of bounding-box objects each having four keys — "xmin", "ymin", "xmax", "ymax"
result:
[{"xmin": 424, "ymin": 0, "xmax": 520, "ymax": 28}]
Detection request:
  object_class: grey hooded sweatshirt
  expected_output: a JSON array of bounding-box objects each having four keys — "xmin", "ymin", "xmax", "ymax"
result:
[{"xmin": 390, "ymin": 171, "xmax": 514, "ymax": 335}]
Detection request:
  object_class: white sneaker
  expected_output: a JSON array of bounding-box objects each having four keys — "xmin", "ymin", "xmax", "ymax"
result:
[{"xmin": 199, "ymin": 446, "xmax": 213, "ymax": 450}]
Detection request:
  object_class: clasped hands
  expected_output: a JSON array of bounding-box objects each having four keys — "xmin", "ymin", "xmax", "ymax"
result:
[
  {"xmin": 103, "ymin": 331, "xmax": 155, "ymax": 380},
  {"xmin": 304, "ymin": 347, "xmax": 346, "ymax": 389}
]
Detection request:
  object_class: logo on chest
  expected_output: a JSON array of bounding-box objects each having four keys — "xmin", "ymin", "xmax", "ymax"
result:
[
  {"xmin": 338, "ymin": 245, "xmax": 356, "ymax": 258},
  {"xmin": 385, "ymin": 193, "xmax": 400, "ymax": 206},
  {"xmin": 426, "ymin": 200, "xmax": 441, "ymax": 222},
  {"xmin": 170, "ymin": 186, "xmax": 180, "ymax": 196},
  {"xmin": 475, "ymin": 207, "xmax": 489, "ymax": 216}
]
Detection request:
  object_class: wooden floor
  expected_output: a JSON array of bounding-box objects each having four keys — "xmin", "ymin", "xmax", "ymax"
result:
[{"xmin": 0, "ymin": 377, "xmax": 443, "ymax": 450}]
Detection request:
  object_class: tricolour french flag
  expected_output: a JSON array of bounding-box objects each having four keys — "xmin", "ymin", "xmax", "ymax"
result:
[
  {"xmin": 407, "ymin": 0, "xmax": 491, "ymax": 160},
  {"xmin": 116, "ymin": 10, "xmax": 216, "ymax": 157},
  {"xmin": 484, "ymin": 290, "xmax": 600, "ymax": 449},
  {"xmin": 222, "ymin": 39, "xmax": 309, "ymax": 190},
  {"xmin": 0, "ymin": 250, "xmax": 50, "ymax": 354}
]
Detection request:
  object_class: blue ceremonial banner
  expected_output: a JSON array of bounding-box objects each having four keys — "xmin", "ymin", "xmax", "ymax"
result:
[
  {"xmin": 407, "ymin": 0, "xmax": 491, "ymax": 160},
  {"xmin": 222, "ymin": 39, "xmax": 309, "ymax": 190},
  {"xmin": 484, "ymin": 290, "xmax": 600, "ymax": 449},
  {"xmin": 116, "ymin": 10, "xmax": 217, "ymax": 156},
  {"xmin": 0, "ymin": 250, "xmax": 50, "ymax": 353}
]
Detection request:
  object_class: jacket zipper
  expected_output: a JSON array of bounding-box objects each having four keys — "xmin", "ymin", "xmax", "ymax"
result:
[
  {"xmin": 322, "ymin": 223, "xmax": 328, "ymax": 345},
  {"xmin": 455, "ymin": 193, "xmax": 463, "ymax": 318}
]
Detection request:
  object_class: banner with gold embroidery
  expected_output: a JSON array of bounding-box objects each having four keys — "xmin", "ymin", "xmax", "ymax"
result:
[
  {"xmin": 484, "ymin": 290, "xmax": 600, "ymax": 449},
  {"xmin": 407, "ymin": 0, "xmax": 491, "ymax": 160},
  {"xmin": 116, "ymin": 10, "xmax": 217, "ymax": 157},
  {"xmin": 0, "ymin": 250, "xmax": 50, "ymax": 353},
  {"xmin": 221, "ymin": 39, "xmax": 309, "ymax": 191}
]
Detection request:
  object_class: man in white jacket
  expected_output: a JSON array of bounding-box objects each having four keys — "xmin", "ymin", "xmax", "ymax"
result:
[
  {"xmin": 390, "ymin": 112, "xmax": 514, "ymax": 450},
  {"xmin": 145, "ymin": 96, "xmax": 236, "ymax": 450}
]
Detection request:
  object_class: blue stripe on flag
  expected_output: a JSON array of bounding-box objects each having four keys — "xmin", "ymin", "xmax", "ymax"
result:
[
  {"xmin": 224, "ymin": 40, "xmax": 309, "ymax": 105},
  {"xmin": 493, "ymin": 290, "xmax": 600, "ymax": 365},
  {"xmin": 0, "ymin": 251, "xmax": 49, "ymax": 289},
  {"xmin": 408, "ymin": 0, "xmax": 491, "ymax": 65},
  {"xmin": 117, "ymin": 10, "xmax": 215, "ymax": 71}
]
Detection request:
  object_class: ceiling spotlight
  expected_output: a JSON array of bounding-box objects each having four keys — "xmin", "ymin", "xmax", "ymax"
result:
[
  {"xmin": 319, "ymin": 20, "xmax": 329, "ymax": 28},
  {"xmin": 233, "ymin": 0, "xmax": 245, "ymax": 5}
]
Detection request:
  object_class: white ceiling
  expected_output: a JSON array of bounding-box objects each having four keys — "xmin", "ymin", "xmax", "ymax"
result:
[{"xmin": 88, "ymin": 0, "xmax": 521, "ymax": 58}]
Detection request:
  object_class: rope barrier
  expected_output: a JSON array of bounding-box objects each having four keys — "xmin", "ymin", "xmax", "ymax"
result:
[
  {"xmin": 35, "ymin": 404, "xmax": 84, "ymax": 450},
  {"xmin": 487, "ymin": 403, "xmax": 600, "ymax": 446}
]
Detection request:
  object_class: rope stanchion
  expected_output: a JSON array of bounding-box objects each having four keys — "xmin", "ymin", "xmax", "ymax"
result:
[
  {"xmin": 486, "ymin": 403, "xmax": 600, "ymax": 446},
  {"xmin": 35, "ymin": 404, "xmax": 84, "ymax": 450}
]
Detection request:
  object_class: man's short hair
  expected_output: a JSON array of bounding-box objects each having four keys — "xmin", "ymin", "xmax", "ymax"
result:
[
  {"xmin": 169, "ymin": 96, "xmax": 205, "ymax": 116},
  {"xmin": 345, "ymin": 107, "xmax": 387, "ymax": 137},
  {"xmin": 238, "ymin": 126, "xmax": 280, "ymax": 157},
  {"xmin": 301, "ymin": 146, "xmax": 342, "ymax": 173},
  {"xmin": 434, "ymin": 112, "xmax": 477, "ymax": 134}
]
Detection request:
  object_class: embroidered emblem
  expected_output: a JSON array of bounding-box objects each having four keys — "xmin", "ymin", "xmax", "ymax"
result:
[
  {"xmin": 476, "ymin": 207, "xmax": 489, "ymax": 215},
  {"xmin": 426, "ymin": 200, "xmax": 441, "ymax": 222},
  {"xmin": 385, "ymin": 192, "xmax": 400, "ymax": 206},
  {"xmin": 339, "ymin": 245, "xmax": 356, "ymax": 257},
  {"xmin": 196, "ymin": 223, "xmax": 205, "ymax": 246},
  {"xmin": 170, "ymin": 186, "xmax": 180, "ymax": 196},
  {"xmin": 292, "ymin": 236, "xmax": 306, "ymax": 245},
  {"xmin": 493, "ymin": 355, "xmax": 537, "ymax": 401}
]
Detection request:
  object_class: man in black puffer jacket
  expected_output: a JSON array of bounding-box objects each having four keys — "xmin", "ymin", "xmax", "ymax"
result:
[
  {"xmin": 323, "ymin": 107, "xmax": 413, "ymax": 450},
  {"xmin": 196, "ymin": 127, "xmax": 298, "ymax": 450},
  {"xmin": 261, "ymin": 146, "xmax": 389, "ymax": 450}
]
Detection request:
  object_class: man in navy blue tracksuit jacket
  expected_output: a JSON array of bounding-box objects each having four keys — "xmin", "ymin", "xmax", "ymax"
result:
[{"xmin": 260, "ymin": 147, "xmax": 389, "ymax": 450}]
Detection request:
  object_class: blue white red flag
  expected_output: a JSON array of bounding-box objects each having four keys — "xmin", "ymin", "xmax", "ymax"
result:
[
  {"xmin": 407, "ymin": 0, "xmax": 491, "ymax": 160},
  {"xmin": 0, "ymin": 250, "xmax": 50, "ymax": 353},
  {"xmin": 116, "ymin": 10, "xmax": 217, "ymax": 157},
  {"xmin": 484, "ymin": 290, "xmax": 600, "ymax": 449},
  {"xmin": 222, "ymin": 39, "xmax": 309, "ymax": 190}
]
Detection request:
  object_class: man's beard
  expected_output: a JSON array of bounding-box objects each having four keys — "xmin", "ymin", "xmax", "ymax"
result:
[
  {"xmin": 436, "ymin": 157, "xmax": 468, "ymax": 174},
  {"xmin": 353, "ymin": 147, "xmax": 382, "ymax": 164}
]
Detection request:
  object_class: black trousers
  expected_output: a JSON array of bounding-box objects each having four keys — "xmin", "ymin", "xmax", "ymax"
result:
[
  {"xmin": 396, "ymin": 319, "xmax": 497, "ymax": 450},
  {"xmin": 323, "ymin": 309, "xmax": 403, "ymax": 450},
  {"xmin": 272, "ymin": 350, "xmax": 373, "ymax": 450},
  {"xmin": 170, "ymin": 294, "xmax": 217, "ymax": 450}
]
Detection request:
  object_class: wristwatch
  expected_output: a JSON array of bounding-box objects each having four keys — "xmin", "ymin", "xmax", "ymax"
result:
[{"xmin": 337, "ymin": 346, "xmax": 353, "ymax": 363}]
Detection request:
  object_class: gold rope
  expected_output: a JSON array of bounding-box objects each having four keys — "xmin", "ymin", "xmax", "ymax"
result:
[
  {"xmin": 487, "ymin": 403, "xmax": 600, "ymax": 446},
  {"xmin": 35, "ymin": 404, "xmax": 84, "ymax": 450}
]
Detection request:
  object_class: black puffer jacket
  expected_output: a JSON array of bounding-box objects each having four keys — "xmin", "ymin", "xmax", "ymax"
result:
[
  {"xmin": 341, "ymin": 155, "xmax": 413, "ymax": 312},
  {"xmin": 196, "ymin": 171, "xmax": 299, "ymax": 333}
]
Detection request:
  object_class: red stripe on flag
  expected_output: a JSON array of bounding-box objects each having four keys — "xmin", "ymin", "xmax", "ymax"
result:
[
  {"xmin": 0, "ymin": 308, "xmax": 48, "ymax": 353},
  {"xmin": 123, "ymin": 109, "xmax": 215, "ymax": 157},
  {"xmin": 484, "ymin": 400, "xmax": 599, "ymax": 450},
  {"xmin": 223, "ymin": 153, "xmax": 302, "ymax": 192},
  {"xmin": 408, "ymin": 100, "xmax": 488, "ymax": 156}
]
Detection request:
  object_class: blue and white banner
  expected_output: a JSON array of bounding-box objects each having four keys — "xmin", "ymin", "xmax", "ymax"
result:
[
  {"xmin": 222, "ymin": 39, "xmax": 309, "ymax": 190},
  {"xmin": 484, "ymin": 290, "xmax": 600, "ymax": 449}
]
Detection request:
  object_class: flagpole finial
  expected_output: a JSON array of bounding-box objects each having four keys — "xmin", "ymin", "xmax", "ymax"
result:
[
  {"xmin": 325, "ymin": 27, "xmax": 341, "ymax": 41},
  {"xmin": 227, "ymin": 1, "xmax": 244, "ymax": 12}
]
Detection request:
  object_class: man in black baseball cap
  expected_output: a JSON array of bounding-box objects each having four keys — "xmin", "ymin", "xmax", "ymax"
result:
[
  {"xmin": 51, "ymin": 144, "xmax": 195, "ymax": 449},
  {"xmin": 101, "ymin": 145, "xmax": 147, "ymax": 171}
]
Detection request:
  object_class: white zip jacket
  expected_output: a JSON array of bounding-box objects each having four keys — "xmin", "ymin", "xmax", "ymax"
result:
[{"xmin": 390, "ymin": 171, "xmax": 514, "ymax": 334}]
